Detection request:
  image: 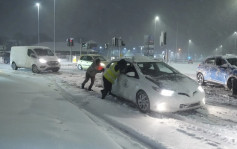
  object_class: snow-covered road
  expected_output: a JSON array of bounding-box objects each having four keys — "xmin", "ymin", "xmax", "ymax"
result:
[{"xmin": 1, "ymin": 62, "xmax": 237, "ymax": 149}]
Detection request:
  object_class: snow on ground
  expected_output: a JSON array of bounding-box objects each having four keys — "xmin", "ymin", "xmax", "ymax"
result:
[{"xmin": 1, "ymin": 62, "xmax": 237, "ymax": 149}]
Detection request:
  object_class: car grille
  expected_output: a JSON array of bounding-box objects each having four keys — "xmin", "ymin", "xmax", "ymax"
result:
[
  {"xmin": 47, "ymin": 61, "xmax": 59, "ymax": 66},
  {"xmin": 180, "ymin": 102, "xmax": 200, "ymax": 109}
]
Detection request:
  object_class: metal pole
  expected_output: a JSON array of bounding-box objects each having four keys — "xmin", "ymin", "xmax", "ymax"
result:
[
  {"xmin": 37, "ymin": 5, "xmax": 40, "ymax": 45},
  {"xmin": 154, "ymin": 21, "xmax": 156, "ymax": 52},
  {"xmin": 80, "ymin": 38, "xmax": 82, "ymax": 56},
  {"xmin": 54, "ymin": 0, "xmax": 55, "ymax": 54}
]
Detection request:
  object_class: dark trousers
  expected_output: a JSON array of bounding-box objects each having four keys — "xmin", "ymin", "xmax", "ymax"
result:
[
  {"xmin": 101, "ymin": 76, "xmax": 112, "ymax": 99},
  {"xmin": 82, "ymin": 72, "xmax": 95, "ymax": 90}
]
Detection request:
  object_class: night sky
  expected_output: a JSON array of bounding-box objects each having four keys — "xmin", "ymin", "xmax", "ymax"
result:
[{"xmin": 0, "ymin": 0, "xmax": 237, "ymax": 55}]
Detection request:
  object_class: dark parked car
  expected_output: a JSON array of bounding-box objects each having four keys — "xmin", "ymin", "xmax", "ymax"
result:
[
  {"xmin": 3, "ymin": 52, "xmax": 10, "ymax": 64},
  {"xmin": 196, "ymin": 54, "xmax": 237, "ymax": 90}
]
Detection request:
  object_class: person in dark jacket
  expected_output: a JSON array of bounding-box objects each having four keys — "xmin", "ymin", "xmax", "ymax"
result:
[
  {"xmin": 81, "ymin": 58, "xmax": 104, "ymax": 91},
  {"xmin": 101, "ymin": 59, "xmax": 127, "ymax": 99}
]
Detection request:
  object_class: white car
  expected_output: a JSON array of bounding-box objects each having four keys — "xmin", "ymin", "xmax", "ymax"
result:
[
  {"xmin": 105, "ymin": 56, "xmax": 205, "ymax": 113},
  {"xmin": 77, "ymin": 54, "xmax": 109, "ymax": 70}
]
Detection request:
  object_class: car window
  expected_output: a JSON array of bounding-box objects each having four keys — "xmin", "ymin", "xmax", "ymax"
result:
[
  {"xmin": 34, "ymin": 48, "xmax": 54, "ymax": 56},
  {"xmin": 87, "ymin": 56, "xmax": 93, "ymax": 61},
  {"xmin": 205, "ymin": 58, "xmax": 215, "ymax": 65},
  {"xmin": 27, "ymin": 49, "xmax": 34, "ymax": 57},
  {"xmin": 227, "ymin": 58, "xmax": 237, "ymax": 66},
  {"xmin": 93, "ymin": 56, "xmax": 106, "ymax": 61},
  {"xmin": 80, "ymin": 56, "xmax": 86, "ymax": 60},
  {"xmin": 137, "ymin": 62, "xmax": 178, "ymax": 77}
]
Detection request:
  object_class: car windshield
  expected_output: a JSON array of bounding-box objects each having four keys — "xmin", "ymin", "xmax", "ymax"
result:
[
  {"xmin": 227, "ymin": 58, "xmax": 237, "ymax": 66},
  {"xmin": 137, "ymin": 62, "xmax": 179, "ymax": 77},
  {"xmin": 93, "ymin": 56, "xmax": 106, "ymax": 61},
  {"xmin": 34, "ymin": 48, "xmax": 54, "ymax": 56}
]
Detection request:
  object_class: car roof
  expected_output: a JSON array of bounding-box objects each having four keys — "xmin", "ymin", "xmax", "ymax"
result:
[
  {"xmin": 205, "ymin": 54, "xmax": 237, "ymax": 60},
  {"xmin": 112, "ymin": 56, "xmax": 160, "ymax": 63},
  {"xmin": 80, "ymin": 54, "xmax": 102, "ymax": 57}
]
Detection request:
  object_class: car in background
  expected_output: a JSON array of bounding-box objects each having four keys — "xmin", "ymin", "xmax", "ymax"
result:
[
  {"xmin": 197, "ymin": 55, "xmax": 237, "ymax": 90},
  {"xmin": 3, "ymin": 52, "xmax": 10, "ymax": 64},
  {"xmin": 104, "ymin": 56, "xmax": 205, "ymax": 113},
  {"xmin": 77, "ymin": 54, "xmax": 109, "ymax": 70},
  {"xmin": 10, "ymin": 46, "xmax": 61, "ymax": 73}
]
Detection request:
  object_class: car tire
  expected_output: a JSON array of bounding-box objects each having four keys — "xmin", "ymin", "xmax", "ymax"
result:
[
  {"xmin": 11, "ymin": 62, "xmax": 18, "ymax": 70},
  {"xmin": 32, "ymin": 64, "xmax": 39, "ymax": 73},
  {"xmin": 52, "ymin": 68, "xmax": 59, "ymax": 72},
  {"xmin": 197, "ymin": 73, "xmax": 205, "ymax": 85},
  {"xmin": 136, "ymin": 90, "xmax": 150, "ymax": 113},
  {"xmin": 77, "ymin": 64, "xmax": 83, "ymax": 70},
  {"xmin": 227, "ymin": 77, "xmax": 234, "ymax": 90}
]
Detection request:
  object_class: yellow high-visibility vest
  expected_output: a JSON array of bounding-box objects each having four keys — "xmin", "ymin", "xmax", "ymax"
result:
[{"xmin": 104, "ymin": 62, "xmax": 120, "ymax": 84}]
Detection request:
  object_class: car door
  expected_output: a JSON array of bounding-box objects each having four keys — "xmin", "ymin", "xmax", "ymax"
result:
[
  {"xmin": 215, "ymin": 58, "xmax": 229, "ymax": 84},
  {"xmin": 79, "ymin": 56, "xmax": 86, "ymax": 68},
  {"xmin": 85, "ymin": 56, "xmax": 93, "ymax": 69},
  {"xmin": 203, "ymin": 58, "xmax": 215, "ymax": 81},
  {"xmin": 26, "ymin": 49, "xmax": 35, "ymax": 68},
  {"xmin": 118, "ymin": 63, "xmax": 139, "ymax": 102}
]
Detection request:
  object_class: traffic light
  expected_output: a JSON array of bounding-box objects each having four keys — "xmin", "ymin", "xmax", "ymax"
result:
[
  {"xmin": 70, "ymin": 38, "xmax": 74, "ymax": 46},
  {"xmin": 112, "ymin": 37, "xmax": 118, "ymax": 47},
  {"xmin": 105, "ymin": 43, "xmax": 109, "ymax": 49},
  {"xmin": 163, "ymin": 32, "xmax": 167, "ymax": 45},
  {"xmin": 82, "ymin": 42, "xmax": 86, "ymax": 47}
]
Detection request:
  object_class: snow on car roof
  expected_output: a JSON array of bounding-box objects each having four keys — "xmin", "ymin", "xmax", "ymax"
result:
[
  {"xmin": 205, "ymin": 54, "xmax": 237, "ymax": 60},
  {"xmin": 113, "ymin": 56, "xmax": 158, "ymax": 63}
]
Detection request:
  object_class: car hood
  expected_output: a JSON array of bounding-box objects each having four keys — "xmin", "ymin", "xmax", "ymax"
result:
[
  {"xmin": 38, "ymin": 56, "xmax": 58, "ymax": 61},
  {"xmin": 146, "ymin": 74, "xmax": 199, "ymax": 95}
]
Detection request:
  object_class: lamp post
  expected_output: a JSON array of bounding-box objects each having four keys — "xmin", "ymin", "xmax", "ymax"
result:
[
  {"xmin": 154, "ymin": 16, "xmax": 159, "ymax": 52},
  {"xmin": 54, "ymin": 0, "xmax": 56, "ymax": 54},
  {"xmin": 36, "ymin": 3, "xmax": 40, "ymax": 45},
  {"xmin": 234, "ymin": 31, "xmax": 237, "ymax": 49},
  {"xmin": 188, "ymin": 39, "xmax": 191, "ymax": 58}
]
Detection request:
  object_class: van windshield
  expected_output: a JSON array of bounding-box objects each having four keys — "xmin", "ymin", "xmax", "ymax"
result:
[{"xmin": 34, "ymin": 48, "xmax": 54, "ymax": 56}]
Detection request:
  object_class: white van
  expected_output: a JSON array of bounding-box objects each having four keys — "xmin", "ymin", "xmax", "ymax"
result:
[{"xmin": 10, "ymin": 46, "xmax": 61, "ymax": 73}]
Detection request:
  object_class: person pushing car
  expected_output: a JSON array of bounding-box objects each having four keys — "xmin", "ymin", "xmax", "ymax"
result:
[
  {"xmin": 101, "ymin": 59, "xmax": 127, "ymax": 99},
  {"xmin": 81, "ymin": 58, "xmax": 104, "ymax": 91}
]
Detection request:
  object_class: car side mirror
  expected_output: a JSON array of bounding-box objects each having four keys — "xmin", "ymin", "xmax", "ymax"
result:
[
  {"xmin": 221, "ymin": 64, "xmax": 229, "ymax": 68},
  {"xmin": 126, "ymin": 72, "xmax": 135, "ymax": 77}
]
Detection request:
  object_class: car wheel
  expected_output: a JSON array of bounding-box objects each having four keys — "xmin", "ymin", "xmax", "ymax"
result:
[
  {"xmin": 197, "ymin": 73, "xmax": 205, "ymax": 85},
  {"xmin": 32, "ymin": 64, "xmax": 39, "ymax": 73},
  {"xmin": 227, "ymin": 77, "xmax": 234, "ymax": 90},
  {"xmin": 77, "ymin": 64, "xmax": 83, "ymax": 70},
  {"xmin": 11, "ymin": 62, "xmax": 18, "ymax": 70},
  {"xmin": 52, "ymin": 68, "xmax": 59, "ymax": 72},
  {"xmin": 136, "ymin": 90, "xmax": 150, "ymax": 113}
]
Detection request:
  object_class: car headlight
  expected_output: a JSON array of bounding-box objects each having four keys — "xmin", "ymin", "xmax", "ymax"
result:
[
  {"xmin": 198, "ymin": 86, "xmax": 204, "ymax": 92},
  {"xmin": 100, "ymin": 63, "xmax": 105, "ymax": 67},
  {"xmin": 202, "ymin": 98, "xmax": 206, "ymax": 105},
  {"xmin": 39, "ymin": 58, "xmax": 47, "ymax": 63},
  {"xmin": 157, "ymin": 102, "xmax": 167, "ymax": 112},
  {"xmin": 160, "ymin": 89, "xmax": 174, "ymax": 96},
  {"xmin": 58, "ymin": 59, "xmax": 61, "ymax": 63}
]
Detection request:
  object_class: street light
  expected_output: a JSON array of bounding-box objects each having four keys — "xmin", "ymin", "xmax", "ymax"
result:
[
  {"xmin": 188, "ymin": 39, "xmax": 191, "ymax": 58},
  {"xmin": 36, "ymin": 3, "xmax": 40, "ymax": 45},
  {"xmin": 54, "ymin": 0, "xmax": 56, "ymax": 54},
  {"xmin": 234, "ymin": 31, "xmax": 237, "ymax": 49},
  {"xmin": 154, "ymin": 16, "xmax": 159, "ymax": 52}
]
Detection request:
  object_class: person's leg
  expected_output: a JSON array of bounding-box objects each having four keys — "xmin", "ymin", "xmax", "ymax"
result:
[
  {"xmin": 102, "ymin": 76, "xmax": 112, "ymax": 99},
  {"xmin": 88, "ymin": 76, "xmax": 95, "ymax": 91},
  {"xmin": 81, "ymin": 73, "xmax": 90, "ymax": 89}
]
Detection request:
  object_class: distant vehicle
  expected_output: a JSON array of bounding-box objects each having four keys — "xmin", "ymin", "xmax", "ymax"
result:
[
  {"xmin": 104, "ymin": 56, "xmax": 205, "ymax": 113},
  {"xmin": 3, "ymin": 52, "xmax": 10, "ymax": 64},
  {"xmin": 10, "ymin": 46, "xmax": 61, "ymax": 73},
  {"xmin": 196, "ymin": 54, "xmax": 237, "ymax": 90},
  {"xmin": 77, "ymin": 54, "xmax": 109, "ymax": 70},
  {"xmin": 188, "ymin": 59, "xmax": 193, "ymax": 64}
]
